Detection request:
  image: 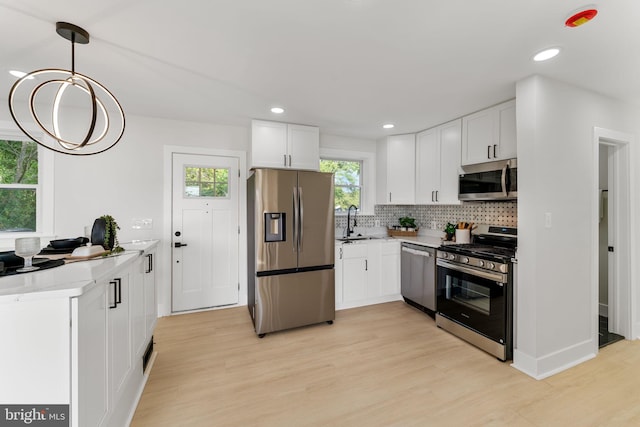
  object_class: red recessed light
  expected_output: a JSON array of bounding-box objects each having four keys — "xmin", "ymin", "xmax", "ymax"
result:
[{"xmin": 565, "ymin": 8, "xmax": 598, "ymax": 28}]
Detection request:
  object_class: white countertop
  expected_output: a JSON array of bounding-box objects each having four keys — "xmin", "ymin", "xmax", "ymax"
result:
[
  {"xmin": 335, "ymin": 228, "xmax": 449, "ymax": 249},
  {"xmin": 0, "ymin": 240, "xmax": 158, "ymax": 303}
]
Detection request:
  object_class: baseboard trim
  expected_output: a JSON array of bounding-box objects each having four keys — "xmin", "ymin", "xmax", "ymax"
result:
[{"xmin": 512, "ymin": 339, "xmax": 596, "ymax": 380}]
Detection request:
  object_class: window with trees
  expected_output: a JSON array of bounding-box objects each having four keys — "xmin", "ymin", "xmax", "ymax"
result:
[
  {"xmin": 320, "ymin": 159, "xmax": 362, "ymax": 213},
  {"xmin": 184, "ymin": 166, "xmax": 229, "ymax": 198},
  {"xmin": 0, "ymin": 139, "xmax": 39, "ymax": 232}
]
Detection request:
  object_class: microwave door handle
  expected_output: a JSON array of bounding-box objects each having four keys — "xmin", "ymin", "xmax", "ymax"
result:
[{"xmin": 501, "ymin": 164, "xmax": 508, "ymax": 197}]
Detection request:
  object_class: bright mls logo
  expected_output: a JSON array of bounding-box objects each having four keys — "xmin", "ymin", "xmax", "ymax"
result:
[{"xmin": 0, "ymin": 405, "xmax": 68, "ymax": 426}]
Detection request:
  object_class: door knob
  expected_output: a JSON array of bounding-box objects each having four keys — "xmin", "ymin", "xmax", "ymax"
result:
[{"xmin": 174, "ymin": 242, "xmax": 188, "ymax": 248}]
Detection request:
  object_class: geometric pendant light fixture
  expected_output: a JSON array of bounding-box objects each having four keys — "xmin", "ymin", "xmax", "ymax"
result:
[{"xmin": 8, "ymin": 22, "xmax": 125, "ymax": 155}]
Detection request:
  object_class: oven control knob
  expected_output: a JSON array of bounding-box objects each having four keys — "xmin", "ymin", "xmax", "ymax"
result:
[
  {"xmin": 478, "ymin": 260, "xmax": 485, "ymax": 267},
  {"xmin": 487, "ymin": 262, "xmax": 495, "ymax": 270},
  {"xmin": 461, "ymin": 257, "xmax": 469, "ymax": 264},
  {"xmin": 499, "ymin": 264, "xmax": 508, "ymax": 273},
  {"xmin": 448, "ymin": 253, "xmax": 456, "ymax": 261}
]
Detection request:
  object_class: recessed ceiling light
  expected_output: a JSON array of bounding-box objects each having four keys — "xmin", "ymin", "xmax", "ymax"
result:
[
  {"xmin": 533, "ymin": 48, "xmax": 560, "ymax": 62},
  {"xmin": 270, "ymin": 107, "xmax": 284, "ymax": 114},
  {"xmin": 383, "ymin": 124, "xmax": 395, "ymax": 129},
  {"xmin": 9, "ymin": 70, "xmax": 34, "ymax": 79}
]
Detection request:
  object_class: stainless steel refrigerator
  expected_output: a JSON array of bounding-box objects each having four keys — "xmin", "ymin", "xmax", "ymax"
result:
[{"xmin": 248, "ymin": 168, "xmax": 335, "ymax": 336}]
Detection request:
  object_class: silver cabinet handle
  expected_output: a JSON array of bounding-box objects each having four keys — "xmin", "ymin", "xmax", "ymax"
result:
[
  {"xmin": 431, "ymin": 190, "xmax": 435, "ymax": 202},
  {"xmin": 288, "ymin": 155, "xmax": 292, "ymax": 167},
  {"xmin": 298, "ymin": 186, "xmax": 304, "ymax": 251},
  {"xmin": 365, "ymin": 259, "xmax": 368, "ymax": 271},
  {"xmin": 435, "ymin": 190, "xmax": 439, "ymax": 202},
  {"xmin": 389, "ymin": 192, "xmax": 392, "ymax": 203},
  {"xmin": 493, "ymin": 144, "xmax": 497, "ymax": 158},
  {"xmin": 487, "ymin": 145, "xmax": 491, "ymax": 159},
  {"xmin": 284, "ymin": 154, "xmax": 287, "ymax": 167},
  {"xmin": 292, "ymin": 186, "xmax": 299, "ymax": 252}
]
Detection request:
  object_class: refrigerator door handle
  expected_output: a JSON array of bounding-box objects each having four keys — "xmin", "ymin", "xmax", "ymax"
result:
[
  {"xmin": 292, "ymin": 186, "xmax": 299, "ymax": 252},
  {"xmin": 299, "ymin": 186, "xmax": 304, "ymax": 251}
]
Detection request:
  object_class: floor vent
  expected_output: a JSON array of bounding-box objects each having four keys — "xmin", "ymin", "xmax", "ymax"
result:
[{"xmin": 142, "ymin": 336, "xmax": 154, "ymax": 372}]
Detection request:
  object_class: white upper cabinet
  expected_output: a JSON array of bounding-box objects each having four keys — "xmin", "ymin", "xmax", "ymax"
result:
[
  {"xmin": 377, "ymin": 134, "xmax": 416, "ymax": 204},
  {"xmin": 250, "ymin": 120, "xmax": 319, "ymax": 170},
  {"xmin": 461, "ymin": 99, "xmax": 516, "ymax": 166},
  {"xmin": 415, "ymin": 119, "xmax": 462, "ymax": 205}
]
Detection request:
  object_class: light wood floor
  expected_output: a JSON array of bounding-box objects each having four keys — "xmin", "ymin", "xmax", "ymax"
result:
[{"xmin": 131, "ymin": 302, "xmax": 640, "ymax": 426}]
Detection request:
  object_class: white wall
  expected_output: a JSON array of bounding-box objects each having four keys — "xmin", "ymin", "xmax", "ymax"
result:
[
  {"xmin": 320, "ymin": 134, "xmax": 377, "ymax": 153},
  {"xmin": 514, "ymin": 75, "xmax": 640, "ymax": 378},
  {"xmin": 0, "ymin": 101, "xmax": 377, "ymax": 316},
  {"xmin": 53, "ymin": 114, "xmax": 250, "ymax": 316}
]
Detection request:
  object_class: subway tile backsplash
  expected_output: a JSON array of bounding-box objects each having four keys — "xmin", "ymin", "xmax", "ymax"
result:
[{"xmin": 335, "ymin": 202, "xmax": 517, "ymax": 231}]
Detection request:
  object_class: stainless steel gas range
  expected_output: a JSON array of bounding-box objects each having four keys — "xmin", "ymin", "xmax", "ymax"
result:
[{"xmin": 435, "ymin": 225, "xmax": 517, "ymax": 361}]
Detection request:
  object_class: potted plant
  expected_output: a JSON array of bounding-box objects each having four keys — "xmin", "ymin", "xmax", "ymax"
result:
[
  {"xmin": 91, "ymin": 214, "xmax": 124, "ymax": 253},
  {"xmin": 399, "ymin": 216, "xmax": 417, "ymax": 231},
  {"xmin": 444, "ymin": 222, "xmax": 456, "ymax": 241}
]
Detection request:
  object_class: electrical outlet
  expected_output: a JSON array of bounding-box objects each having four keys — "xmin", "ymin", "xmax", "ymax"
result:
[
  {"xmin": 544, "ymin": 213, "xmax": 552, "ymax": 228},
  {"xmin": 431, "ymin": 220, "xmax": 437, "ymax": 230},
  {"xmin": 374, "ymin": 220, "xmax": 381, "ymax": 227}
]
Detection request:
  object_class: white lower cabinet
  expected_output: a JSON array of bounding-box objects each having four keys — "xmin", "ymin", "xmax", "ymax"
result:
[
  {"xmin": 74, "ymin": 255, "xmax": 157, "ymax": 427},
  {"xmin": 342, "ymin": 242, "xmax": 373, "ymax": 303},
  {"xmin": 380, "ymin": 240, "xmax": 401, "ymax": 296},
  {"xmin": 109, "ymin": 274, "xmax": 132, "ymax": 405},
  {"xmin": 73, "ymin": 283, "xmax": 108, "ymax": 427},
  {"xmin": 0, "ymin": 244, "xmax": 158, "ymax": 427},
  {"xmin": 336, "ymin": 239, "xmax": 401, "ymax": 309}
]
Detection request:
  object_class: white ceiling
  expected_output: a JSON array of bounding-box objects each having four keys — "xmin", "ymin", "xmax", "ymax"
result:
[{"xmin": 1, "ymin": 1, "xmax": 638, "ymax": 140}]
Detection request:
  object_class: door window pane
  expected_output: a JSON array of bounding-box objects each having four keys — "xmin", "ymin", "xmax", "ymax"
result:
[{"xmin": 184, "ymin": 167, "xmax": 229, "ymax": 198}]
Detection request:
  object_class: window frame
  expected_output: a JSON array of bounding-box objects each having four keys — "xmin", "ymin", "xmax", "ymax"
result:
[
  {"xmin": 320, "ymin": 148, "xmax": 375, "ymax": 216},
  {"xmin": 0, "ymin": 124, "xmax": 54, "ymax": 241}
]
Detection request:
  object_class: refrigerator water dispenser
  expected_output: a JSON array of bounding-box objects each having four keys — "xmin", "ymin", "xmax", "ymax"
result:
[{"xmin": 264, "ymin": 212, "xmax": 285, "ymax": 242}]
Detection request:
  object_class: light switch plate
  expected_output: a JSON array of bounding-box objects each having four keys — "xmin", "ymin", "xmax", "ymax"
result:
[{"xmin": 132, "ymin": 218, "xmax": 153, "ymax": 230}]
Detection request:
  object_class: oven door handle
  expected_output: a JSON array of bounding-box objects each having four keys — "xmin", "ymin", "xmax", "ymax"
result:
[{"xmin": 437, "ymin": 259, "xmax": 506, "ymax": 283}]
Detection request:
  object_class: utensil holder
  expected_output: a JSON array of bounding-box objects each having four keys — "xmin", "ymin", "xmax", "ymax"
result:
[{"xmin": 455, "ymin": 229, "xmax": 471, "ymax": 244}]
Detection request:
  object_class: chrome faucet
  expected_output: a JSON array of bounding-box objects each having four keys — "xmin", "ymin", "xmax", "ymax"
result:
[{"xmin": 346, "ymin": 205, "xmax": 358, "ymax": 237}]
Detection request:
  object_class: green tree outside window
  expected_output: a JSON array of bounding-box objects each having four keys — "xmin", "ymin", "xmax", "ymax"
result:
[
  {"xmin": 320, "ymin": 159, "xmax": 361, "ymax": 213},
  {"xmin": 0, "ymin": 140, "xmax": 38, "ymax": 232}
]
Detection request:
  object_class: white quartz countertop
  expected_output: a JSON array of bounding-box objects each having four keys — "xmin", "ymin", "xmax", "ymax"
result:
[
  {"xmin": 0, "ymin": 240, "xmax": 158, "ymax": 303},
  {"xmin": 335, "ymin": 228, "xmax": 449, "ymax": 249}
]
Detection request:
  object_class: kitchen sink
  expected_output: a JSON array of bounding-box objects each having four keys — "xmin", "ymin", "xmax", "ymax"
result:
[{"xmin": 336, "ymin": 235, "xmax": 381, "ymax": 243}]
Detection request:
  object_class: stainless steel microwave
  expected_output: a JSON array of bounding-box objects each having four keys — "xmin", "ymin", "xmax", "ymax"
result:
[{"xmin": 458, "ymin": 159, "xmax": 517, "ymax": 201}]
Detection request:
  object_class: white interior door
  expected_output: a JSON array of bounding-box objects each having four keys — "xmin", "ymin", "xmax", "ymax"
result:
[{"xmin": 172, "ymin": 153, "xmax": 239, "ymax": 312}]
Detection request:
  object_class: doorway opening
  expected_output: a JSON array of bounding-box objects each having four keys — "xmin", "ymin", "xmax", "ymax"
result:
[{"xmin": 595, "ymin": 128, "xmax": 632, "ymax": 349}]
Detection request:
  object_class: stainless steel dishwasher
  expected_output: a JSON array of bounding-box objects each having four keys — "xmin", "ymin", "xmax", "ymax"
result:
[{"xmin": 401, "ymin": 242, "xmax": 436, "ymax": 315}]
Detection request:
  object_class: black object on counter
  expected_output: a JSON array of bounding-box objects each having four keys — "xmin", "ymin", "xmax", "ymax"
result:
[
  {"xmin": 0, "ymin": 251, "xmax": 64, "ymax": 276},
  {"xmin": 91, "ymin": 218, "xmax": 114, "ymax": 250},
  {"xmin": 49, "ymin": 237, "xmax": 88, "ymax": 250}
]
